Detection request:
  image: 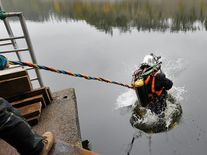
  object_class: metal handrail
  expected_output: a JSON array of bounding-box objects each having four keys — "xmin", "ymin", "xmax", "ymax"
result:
[
  {"xmin": 0, "ymin": 48, "xmax": 29, "ymax": 54},
  {"xmin": 0, "ymin": 1, "xmax": 43, "ymax": 87},
  {"xmin": 0, "ymin": 36, "xmax": 25, "ymax": 41},
  {"xmin": 3, "ymin": 12, "xmax": 22, "ymax": 17},
  {"xmin": 0, "ymin": 42, "xmax": 12, "ymax": 46}
]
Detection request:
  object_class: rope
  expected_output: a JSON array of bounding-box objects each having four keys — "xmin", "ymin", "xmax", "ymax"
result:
[
  {"xmin": 0, "ymin": 10, "xmax": 6, "ymax": 20},
  {"xmin": 8, "ymin": 60, "xmax": 134, "ymax": 89}
]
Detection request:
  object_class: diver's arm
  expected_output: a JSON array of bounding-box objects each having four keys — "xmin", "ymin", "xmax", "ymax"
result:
[
  {"xmin": 163, "ymin": 78, "xmax": 173, "ymax": 90},
  {"xmin": 156, "ymin": 73, "xmax": 173, "ymax": 90}
]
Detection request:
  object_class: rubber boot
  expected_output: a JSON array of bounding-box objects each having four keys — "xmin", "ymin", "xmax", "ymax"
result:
[{"xmin": 40, "ymin": 132, "xmax": 55, "ymax": 155}]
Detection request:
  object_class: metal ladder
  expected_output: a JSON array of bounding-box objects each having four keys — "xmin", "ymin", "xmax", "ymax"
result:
[{"xmin": 0, "ymin": 1, "xmax": 43, "ymax": 88}]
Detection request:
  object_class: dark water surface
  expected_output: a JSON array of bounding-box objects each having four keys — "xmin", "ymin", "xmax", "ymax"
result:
[{"xmin": 1, "ymin": 0, "xmax": 207, "ymax": 155}]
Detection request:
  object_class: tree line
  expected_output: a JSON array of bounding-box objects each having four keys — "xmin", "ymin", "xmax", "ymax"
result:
[{"xmin": 2, "ymin": 0, "xmax": 207, "ymax": 33}]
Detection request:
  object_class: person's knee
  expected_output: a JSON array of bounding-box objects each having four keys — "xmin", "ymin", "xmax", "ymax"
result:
[
  {"xmin": 0, "ymin": 97, "xmax": 8, "ymax": 112},
  {"xmin": 0, "ymin": 110, "xmax": 12, "ymax": 130},
  {"xmin": 0, "ymin": 114, "xmax": 44, "ymax": 155},
  {"xmin": 0, "ymin": 97, "xmax": 21, "ymax": 116}
]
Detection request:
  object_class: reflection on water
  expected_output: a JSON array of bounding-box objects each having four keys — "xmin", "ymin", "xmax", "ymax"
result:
[
  {"xmin": 2, "ymin": 0, "xmax": 207, "ymax": 33},
  {"xmin": 126, "ymin": 131, "xmax": 152, "ymax": 155}
]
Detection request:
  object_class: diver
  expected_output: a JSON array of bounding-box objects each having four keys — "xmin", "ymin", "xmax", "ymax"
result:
[{"xmin": 132, "ymin": 54, "xmax": 173, "ymax": 116}]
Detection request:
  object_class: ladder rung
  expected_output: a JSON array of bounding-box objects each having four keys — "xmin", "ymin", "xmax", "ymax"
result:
[
  {"xmin": 9, "ymin": 65, "xmax": 22, "ymax": 69},
  {"xmin": 0, "ymin": 42, "xmax": 13, "ymax": 46},
  {"xmin": 25, "ymin": 67, "xmax": 35, "ymax": 71},
  {"xmin": 0, "ymin": 48, "xmax": 29, "ymax": 54},
  {"xmin": 9, "ymin": 66, "xmax": 34, "ymax": 71},
  {"xmin": 30, "ymin": 78, "xmax": 38, "ymax": 81},
  {"xmin": 0, "ymin": 36, "xmax": 25, "ymax": 42},
  {"xmin": 4, "ymin": 12, "xmax": 22, "ymax": 17}
]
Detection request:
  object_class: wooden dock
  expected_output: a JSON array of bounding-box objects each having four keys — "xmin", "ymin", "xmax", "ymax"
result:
[{"xmin": 0, "ymin": 68, "xmax": 99, "ymax": 155}]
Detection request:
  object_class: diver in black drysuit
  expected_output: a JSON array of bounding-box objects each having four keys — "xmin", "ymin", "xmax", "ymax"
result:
[
  {"xmin": 132, "ymin": 54, "xmax": 173, "ymax": 115},
  {"xmin": 145, "ymin": 71, "xmax": 173, "ymax": 114}
]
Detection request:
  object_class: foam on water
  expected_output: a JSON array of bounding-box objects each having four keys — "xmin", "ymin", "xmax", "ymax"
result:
[
  {"xmin": 130, "ymin": 97, "xmax": 182, "ymax": 133},
  {"xmin": 139, "ymin": 108, "xmax": 159, "ymax": 125},
  {"xmin": 115, "ymin": 90, "xmax": 137, "ymax": 109},
  {"xmin": 163, "ymin": 57, "xmax": 187, "ymax": 102},
  {"xmin": 169, "ymin": 86, "xmax": 186, "ymax": 102}
]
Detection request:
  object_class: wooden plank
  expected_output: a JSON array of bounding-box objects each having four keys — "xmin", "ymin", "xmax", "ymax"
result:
[
  {"xmin": 18, "ymin": 102, "xmax": 42, "ymax": 119},
  {"xmin": 7, "ymin": 87, "xmax": 51, "ymax": 106},
  {"xmin": 11, "ymin": 95, "xmax": 46, "ymax": 108},
  {"xmin": 0, "ymin": 75, "xmax": 32, "ymax": 98},
  {"xmin": 46, "ymin": 87, "xmax": 53, "ymax": 102},
  {"xmin": 27, "ymin": 115, "xmax": 40, "ymax": 126},
  {"xmin": 0, "ymin": 68, "xmax": 27, "ymax": 80}
]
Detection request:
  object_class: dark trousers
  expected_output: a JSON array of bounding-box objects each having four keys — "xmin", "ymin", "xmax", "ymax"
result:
[{"xmin": 0, "ymin": 98, "xmax": 44, "ymax": 155}]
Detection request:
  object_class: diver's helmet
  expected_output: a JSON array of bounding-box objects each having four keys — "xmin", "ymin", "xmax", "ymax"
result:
[{"xmin": 142, "ymin": 54, "xmax": 155, "ymax": 66}]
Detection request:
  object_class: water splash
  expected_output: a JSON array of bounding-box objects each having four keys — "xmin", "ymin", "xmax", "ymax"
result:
[
  {"xmin": 162, "ymin": 57, "xmax": 187, "ymax": 101},
  {"xmin": 115, "ymin": 89, "xmax": 137, "ymax": 110},
  {"xmin": 169, "ymin": 86, "xmax": 187, "ymax": 102},
  {"xmin": 115, "ymin": 91, "xmax": 181, "ymax": 132},
  {"xmin": 130, "ymin": 94, "xmax": 183, "ymax": 133},
  {"xmin": 162, "ymin": 57, "xmax": 187, "ymax": 79}
]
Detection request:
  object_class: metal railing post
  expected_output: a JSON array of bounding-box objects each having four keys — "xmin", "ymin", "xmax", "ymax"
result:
[
  {"xmin": 18, "ymin": 14, "xmax": 44, "ymax": 87},
  {"xmin": 0, "ymin": 1, "xmax": 44, "ymax": 87},
  {"xmin": 0, "ymin": 2, "xmax": 22, "ymax": 62},
  {"xmin": 0, "ymin": 0, "xmax": 2, "ymax": 9}
]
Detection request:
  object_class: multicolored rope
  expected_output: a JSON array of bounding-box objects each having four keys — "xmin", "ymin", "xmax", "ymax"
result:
[{"xmin": 9, "ymin": 60, "xmax": 134, "ymax": 89}]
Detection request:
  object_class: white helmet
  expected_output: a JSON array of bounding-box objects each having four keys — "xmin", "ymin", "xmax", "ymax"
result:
[{"xmin": 142, "ymin": 55, "xmax": 155, "ymax": 66}]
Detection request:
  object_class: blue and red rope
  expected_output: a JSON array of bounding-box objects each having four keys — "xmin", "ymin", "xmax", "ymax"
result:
[{"xmin": 8, "ymin": 60, "xmax": 134, "ymax": 89}]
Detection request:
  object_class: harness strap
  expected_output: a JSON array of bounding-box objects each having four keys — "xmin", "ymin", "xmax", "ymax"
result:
[{"xmin": 144, "ymin": 75, "xmax": 151, "ymax": 85}]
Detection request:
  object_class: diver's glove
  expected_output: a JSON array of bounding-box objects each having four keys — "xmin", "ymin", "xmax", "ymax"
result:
[{"xmin": 133, "ymin": 79, "xmax": 144, "ymax": 88}]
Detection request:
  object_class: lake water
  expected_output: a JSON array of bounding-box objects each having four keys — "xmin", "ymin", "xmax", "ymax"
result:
[{"xmin": 1, "ymin": 0, "xmax": 207, "ymax": 155}]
